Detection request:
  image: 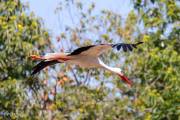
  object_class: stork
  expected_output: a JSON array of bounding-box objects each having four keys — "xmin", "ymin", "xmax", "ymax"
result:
[{"xmin": 30, "ymin": 42, "xmax": 143, "ymax": 87}]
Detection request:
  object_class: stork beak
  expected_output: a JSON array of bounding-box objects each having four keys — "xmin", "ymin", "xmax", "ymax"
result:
[{"xmin": 118, "ymin": 73, "xmax": 132, "ymax": 87}]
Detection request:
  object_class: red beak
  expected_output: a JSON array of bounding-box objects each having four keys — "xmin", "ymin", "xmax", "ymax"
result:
[{"xmin": 118, "ymin": 74, "xmax": 132, "ymax": 87}]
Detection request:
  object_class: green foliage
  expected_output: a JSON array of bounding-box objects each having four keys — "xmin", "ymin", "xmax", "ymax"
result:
[
  {"xmin": 128, "ymin": 0, "xmax": 180, "ymax": 119},
  {"xmin": 0, "ymin": 0, "xmax": 49, "ymax": 119},
  {"xmin": 0, "ymin": 0, "xmax": 179, "ymax": 119},
  {"xmin": 0, "ymin": 0, "xmax": 48, "ymax": 80},
  {"xmin": 51, "ymin": 0, "xmax": 180, "ymax": 119}
]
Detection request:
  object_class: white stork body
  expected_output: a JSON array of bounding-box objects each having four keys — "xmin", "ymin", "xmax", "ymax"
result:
[
  {"xmin": 66, "ymin": 55, "xmax": 100, "ymax": 68},
  {"xmin": 31, "ymin": 42, "xmax": 143, "ymax": 86}
]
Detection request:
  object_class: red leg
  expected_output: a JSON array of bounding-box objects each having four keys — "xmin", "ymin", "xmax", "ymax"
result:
[{"xmin": 30, "ymin": 55, "xmax": 43, "ymax": 60}]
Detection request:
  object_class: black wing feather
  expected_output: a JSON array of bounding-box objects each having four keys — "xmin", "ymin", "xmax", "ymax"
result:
[
  {"xmin": 127, "ymin": 44, "xmax": 133, "ymax": 51},
  {"xmin": 68, "ymin": 45, "xmax": 95, "ymax": 55},
  {"xmin": 117, "ymin": 45, "xmax": 122, "ymax": 50},
  {"xmin": 122, "ymin": 45, "xmax": 127, "ymax": 52},
  {"xmin": 68, "ymin": 42, "xmax": 143, "ymax": 56},
  {"xmin": 132, "ymin": 44, "xmax": 137, "ymax": 48},
  {"xmin": 112, "ymin": 42, "xmax": 143, "ymax": 52},
  {"xmin": 31, "ymin": 60, "xmax": 60, "ymax": 75}
]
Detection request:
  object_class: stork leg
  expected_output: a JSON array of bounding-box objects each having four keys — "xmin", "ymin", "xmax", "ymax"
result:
[{"xmin": 30, "ymin": 55, "xmax": 44, "ymax": 60}]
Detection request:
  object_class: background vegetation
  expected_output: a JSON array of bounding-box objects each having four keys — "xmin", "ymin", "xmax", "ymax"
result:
[{"xmin": 0, "ymin": 0, "xmax": 179, "ymax": 119}]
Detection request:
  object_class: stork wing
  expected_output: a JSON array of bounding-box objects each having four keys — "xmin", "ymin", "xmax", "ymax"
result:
[
  {"xmin": 68, "ymin": 44, "xmax": 112, "ymax": 56},
  {"xmin": 31, "ymin": 60, "xmax": 60, "ymax": 75},
  {"xmin": 68, "ymin": 42, "xmax": 143, "ymax": 57},
  {"xmin": 112, "ymin": 42, "xmax": 143, "ymax": 52}
]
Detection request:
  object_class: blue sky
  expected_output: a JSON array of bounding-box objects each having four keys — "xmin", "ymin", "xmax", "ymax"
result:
[{"xmin": 21, "ymin": 0, "xmax": 132, "ymax": 38}]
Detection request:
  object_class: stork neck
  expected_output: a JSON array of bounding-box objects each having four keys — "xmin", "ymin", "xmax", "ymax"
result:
[{"xmin": 98, "ymin": 58, "xmax": 119, "ymax": 74}]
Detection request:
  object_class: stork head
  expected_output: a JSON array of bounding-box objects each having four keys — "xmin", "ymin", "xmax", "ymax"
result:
[
  {"xmin": 115, "ymin": 69, "xmax": 132, "ymax": 87},
  {"xmin": 111, "ymin": 67, "xmax": 122, "ymax": 73},
  {"xmin": 98, "ymin": 58, "xmax": 132, "ymax": 87},
  {"xmin": 110, "ymin": 67, "xmax": 132, "ymax": 87}
]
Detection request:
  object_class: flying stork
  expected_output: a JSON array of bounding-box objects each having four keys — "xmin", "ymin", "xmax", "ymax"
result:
[{"xmin": 30, "ymin": 42, "xmax": 143, "ymax": 87}]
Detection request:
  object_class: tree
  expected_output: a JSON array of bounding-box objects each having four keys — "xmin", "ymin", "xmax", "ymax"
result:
[
  {"xmin": 0, "ymin": 0, "xmax": 179, "ymax": 119},
  {"xmin": 49, "ymin": 0, "xmax": 180, "ymax": 119},
  {"xmin": 40, "ymin": 0, "xmax": 142, "ymax": 119},
  {"xmin": 127, "ymin": 0, "xmax": 180, "ymax": 119},
  {"xmin": 0, "ymin": 0, "xmax": 50, "ymax": 119}
]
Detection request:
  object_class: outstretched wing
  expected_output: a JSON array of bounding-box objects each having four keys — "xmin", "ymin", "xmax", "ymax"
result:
[
  {"xmin": 31, "ymin": 60, "xmax": 60, "ymax": 75},
  {"xmin": 112, "ymin": 42, "xmax": 143, "ymax": 52},
  {"xmin": 68, "ymin": 42, "xmax": 143, "ymax": 57},
  {"xmin": 69, "ymin": 45, "xmax": 95, "ymax": 55},
  {"xmin": 68, "ymin": 44, "xmax": 112, "ymax": 56}
]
